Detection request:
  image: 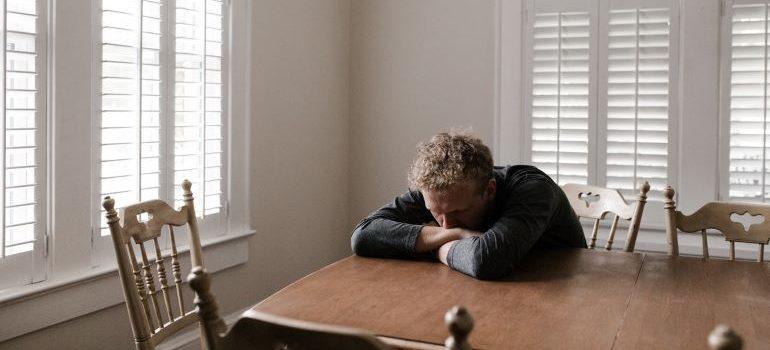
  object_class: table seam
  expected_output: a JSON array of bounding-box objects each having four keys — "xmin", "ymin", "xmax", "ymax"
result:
[{"xmin": 610, "ymin": 252, "xmax": 646, "ymax": 350}]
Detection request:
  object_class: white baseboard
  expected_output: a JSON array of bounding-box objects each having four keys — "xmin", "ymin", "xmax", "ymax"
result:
[{"xmin": 158, "ymin": 307, "xmax": 250, "ymax": 350}]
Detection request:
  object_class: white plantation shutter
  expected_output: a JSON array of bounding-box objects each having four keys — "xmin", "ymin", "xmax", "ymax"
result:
[
  {"xmin": 727, "ymin": 3, "xmax": 770, "ymax": 201},
  {"xmin": 0, "ymin": 0, "xmax": 46, "ymax": 289},
  {"xmin": 98, "ymin": 0, "xmax": 165, "ymax": 236},
  {"xmin": 530, "ymin": 11, "xmax": 592, "ymax": 185},
  {"xmin": 173, "ymin": 0, "xmax": 223, "ymax": 215},
  {"xmin": 96, "ymin": 0, "xmax": 227, "ymax": 248},
  {"xmin": 605, "ymin": 7, "xmax": 671, "ymax": 197}
]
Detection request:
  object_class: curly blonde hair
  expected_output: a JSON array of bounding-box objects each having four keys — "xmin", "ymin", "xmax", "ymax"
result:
[{"xmin": 408, "ymin": 131, "xmax": 494, "ymax": 192}]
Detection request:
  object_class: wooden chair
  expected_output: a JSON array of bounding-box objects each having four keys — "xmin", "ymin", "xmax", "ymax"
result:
[
  {"xmin": 663, "ymin": 187, "xmax": 770, "ymax": 261},
  {"xmin": 187, "ymin": 266, "xmax": 475, "ymax": 350},
  {"xmin": 562, "ymin": 181, "xmax": 650, "ymax": 251},
  {"xmin": 103, "ymin": 180, "xmax": 220, "ymax": 350}
]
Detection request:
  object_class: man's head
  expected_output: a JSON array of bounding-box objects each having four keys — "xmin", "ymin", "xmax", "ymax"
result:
[{"xmin": 408, "ymin": 131, "xmax": 496, "ymax": 230}]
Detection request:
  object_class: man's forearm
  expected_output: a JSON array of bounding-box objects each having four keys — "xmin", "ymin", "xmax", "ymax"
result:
[{"xmin": 415, "ymin": 227, "xmax": 483, "ymax": 253}]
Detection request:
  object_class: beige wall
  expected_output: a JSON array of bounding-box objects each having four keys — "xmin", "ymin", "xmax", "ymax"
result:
[
  {"xmin": 349, "ymin": 0, "xmax": 498, "ymax": 226},
  {"xmin": 0, "ymin": 0, "xmax": 351, "ymax": 348}
]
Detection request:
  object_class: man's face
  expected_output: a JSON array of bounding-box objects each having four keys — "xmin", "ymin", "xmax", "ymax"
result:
[{"xmin": 423, "ymin": 179, "xmax": 496, "ymax": 231}]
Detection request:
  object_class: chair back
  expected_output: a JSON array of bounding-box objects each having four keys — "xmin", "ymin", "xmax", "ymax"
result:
[
  {"xmin": 103, "ymin": 180, "xmax": 206, "ymax": 350},
  {"xmin": 562, "ymin": 181, "xmax": 650, "ymax": 251},
  {"xmin": 663, "ymin": 186, "xmax": 770, "ymax": 262},
  {"xmin": 187, "ymin": 267, "xmax": 475, "ymax": 350}
]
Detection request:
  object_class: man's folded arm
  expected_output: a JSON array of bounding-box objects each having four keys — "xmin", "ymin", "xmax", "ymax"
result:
[
  {"xmin": 351, "ymin": 191, "xmax": 432, "ymax": 258},
  {"xmin": 446, "ymin": 180, "xmax": 559, "ymax": 280}
]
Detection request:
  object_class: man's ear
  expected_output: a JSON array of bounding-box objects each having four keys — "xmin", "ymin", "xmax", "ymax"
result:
[{"xmin": 485, "ymin": 178, "xmax": 497, "ymax": 199}]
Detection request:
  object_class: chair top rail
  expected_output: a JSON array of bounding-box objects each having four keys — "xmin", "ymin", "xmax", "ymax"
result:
[
  {"xmin": 674, "ymin": 201, "xmax": 770, "ymax": 244},
  {"xmin": 117, "ymin": 200, "xmax": 189, "ymax": 244},
  {"xmin": 562, "ymin": 183, "xmax": 637, "ymax": 220}
]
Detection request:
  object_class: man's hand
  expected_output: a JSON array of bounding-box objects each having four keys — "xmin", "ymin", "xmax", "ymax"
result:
[
  {"xmin": 415, "ymin": 225, "xmax": 482, "ymax": 253},
  {"xmin": 437, "ymin": 240, "xmax": 455, "ymax": 265}
]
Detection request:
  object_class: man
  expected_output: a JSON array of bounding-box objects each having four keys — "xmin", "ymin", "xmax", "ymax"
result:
[{"xmin": 351, "ymin": 131, "xmax": 586, "ymax": 280}]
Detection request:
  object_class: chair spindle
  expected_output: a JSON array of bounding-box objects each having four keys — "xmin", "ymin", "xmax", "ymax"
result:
[
  {"xmin": 701, "ymin": 229, "xmax": 709, "ymax": 259},
  {"xmin": 139, "ymin": 242, "xmax": 165, "ymax": 328},
  {"xmin": 729, "ymin": 241, "xmax": 735, "ymax": 261},
  {"xmin": 169, "ymin": 225, "xmax": 185, "ymax": 317},
  {"xmin": 153, "ymin": 237, "xmax": 174, "ymax": 322},
  {"xmin": 605, "ymin": 214, "xmax": 620, "ymax": 250},
  {"xmin": 589, "ymin": 218, "xmax": 600, "ymax": 249},
  {"xmin": 127, "ymin": 242, "xmax": 156, "ymax": 332},
  {"xmin": 760, "ymin": 244, "xmax": 765, "ymax": 262}
]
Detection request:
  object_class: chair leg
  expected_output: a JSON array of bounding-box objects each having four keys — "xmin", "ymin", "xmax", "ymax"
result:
[{"xmin": 589, "ymin": 219, "xmax": 600, "ymax": 249}]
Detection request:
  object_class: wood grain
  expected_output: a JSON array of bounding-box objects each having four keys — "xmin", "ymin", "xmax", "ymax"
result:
[
  {"xmin": 613, "ymin": 255, "xmax": 770, "ymax": 350},
  {"xmin": 254, "ymin": 249, "xmax": 644, "ymax": 350}
]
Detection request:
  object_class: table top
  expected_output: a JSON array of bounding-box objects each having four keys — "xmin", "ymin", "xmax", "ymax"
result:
[{"xmin": 253, "ymin": 249, "xmax": 770, "ymax": 349}]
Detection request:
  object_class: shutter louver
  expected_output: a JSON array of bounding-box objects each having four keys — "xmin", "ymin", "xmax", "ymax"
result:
[
  {"xmin": 531, "ymin": 11, "xmax": 591, "ymax": 185},
  {"xmin": 2, "ymin": 0, "xmax": 42, "ymax": 257},
  {"xmin": 728, "ymin": 4, "xmax": 770, "ymax": 201},
  {"xmin": 606, "ymin": 8, "xmax": 670, "ymax": 197},
  {"xmin": 173, "ymin": 0, "xmax": 223, "ymax": 215},
  {"xmin": 99, "ymin": 0, "xmax": 164, "ymax": 236}
]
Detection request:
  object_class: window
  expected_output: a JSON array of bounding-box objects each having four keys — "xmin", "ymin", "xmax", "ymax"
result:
[
  {"xmin": 95, "ymin": 0, "xmax": 226, "ymax": 254},
  {"xmin": 524, "ymin": 0, "xmax": 677, "ymax": 199},
  {"xmin": 0, "ymin": 0, "xmax": 46, "ymax": 290},
  {"xmin": 0, "ymin": 0, "xmax": 251, "ymax": 339},
  {"xmin": 724, "ymin": 1, "xmax": 770, "ymax": 201}
]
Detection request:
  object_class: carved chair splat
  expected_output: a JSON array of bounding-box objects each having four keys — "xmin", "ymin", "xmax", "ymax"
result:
[
  {"xmin": 104, "ymin": 180, "xmax": 210, "ymax": 350},
  {"xmin": 562, "ymin": 181, "xmax": 650, "ymax": 252},
  {"xmin": 663, "ymin": 186, "xmax": 770, "ymax": 262},
  {"xmin": 187, "ymin": 267, "xmax": 476, "ymax": 350}
]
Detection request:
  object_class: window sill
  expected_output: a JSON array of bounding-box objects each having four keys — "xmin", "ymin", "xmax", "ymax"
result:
[{"xmin": 0, "ymin": 229, "xmax": 255, "ymax": 342}]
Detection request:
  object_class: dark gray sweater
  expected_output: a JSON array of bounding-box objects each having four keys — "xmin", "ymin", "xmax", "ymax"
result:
[{"xmin": 351, "ymin": 165, "xmax": 586, "ymax": 280}]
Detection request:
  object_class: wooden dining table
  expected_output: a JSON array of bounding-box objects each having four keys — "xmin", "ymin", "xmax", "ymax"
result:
[{"xmin": 252, "ymin": 249, "xmax": 770, "ymax": 349}]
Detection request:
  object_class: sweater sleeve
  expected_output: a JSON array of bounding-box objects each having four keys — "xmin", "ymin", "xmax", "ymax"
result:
[
  {"xmin": 446, "ymin": 179, "xmax": 559, "ymax": 280},
  {"xmin": 351, "ymin": 190, "xmax": 434, "ymax": 258}
]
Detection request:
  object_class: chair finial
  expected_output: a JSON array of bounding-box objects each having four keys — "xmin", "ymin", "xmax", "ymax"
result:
[
  {"xmin": 103, "ymin": 196, "xmax": 120, "ymax": 225},
  {"xmin": 182, "ymin": 179, "xmax": 192, "ymax": 193},
  {"xmin": 663, "ymin": 186, "xmax": 676, "ymax": 208},
  {"xmin": 708, "ymin": 324, "xmax": 743, "ymax": 350},
  {"xmin": 444, "ymin": 305, "xmax": 473, "ymax": 350},
  {"xmin": 640, "ymin": 181, "xmax": 651, "ymax": 195},
  {"xmin": 188, "ymin": 267, "xmax": 220, "ymax": 323},
  {"xmin": 103, "ymin": 196, "xmax": 115, "ymax": 212}
]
